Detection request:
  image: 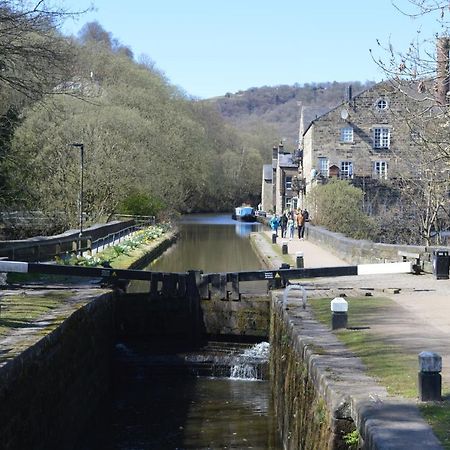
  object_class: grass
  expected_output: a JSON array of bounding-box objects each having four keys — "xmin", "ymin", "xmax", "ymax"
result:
[
  {"xmin": 309, "ymin": 296, "xmax": 450, "ymax": 448},
  {"xmin": 260, "ymin": 232, "xmax": 293, "ymax": 266},
  {"xmin": 0, "ymin": 291, "xmax": 74, "ymax": 337}
]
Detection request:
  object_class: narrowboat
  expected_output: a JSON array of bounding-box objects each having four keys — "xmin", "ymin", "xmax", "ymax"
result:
[{"xmin": 232, "ymin": 206, "xmax": 257, "ymax": 222}]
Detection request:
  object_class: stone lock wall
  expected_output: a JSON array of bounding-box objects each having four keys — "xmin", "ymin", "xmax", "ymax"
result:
[
  {"xmin": 0, "ymin": 293, "xmax": 115, "ymax": 450},
  {"xmin": 270, "ymin": 296, "xmax": 355, "ymax": 449}
]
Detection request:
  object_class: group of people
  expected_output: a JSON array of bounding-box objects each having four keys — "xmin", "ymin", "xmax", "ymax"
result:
[{"xmin": 269, "ymin": 209, "xmax": 309, "ymax": 240}]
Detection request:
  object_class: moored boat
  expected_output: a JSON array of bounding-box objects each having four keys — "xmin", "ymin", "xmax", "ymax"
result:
[{"xmin": 232, "ymin": 206, "xmax": 257, "ymax": 222}]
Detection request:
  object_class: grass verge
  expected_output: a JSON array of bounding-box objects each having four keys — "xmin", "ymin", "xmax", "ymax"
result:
[
  {"xmin": 260, "ymin": 232, "xmax": 293, "ymax": 266},
  {"xmin": 309, "ymin": 296, "xmax": 450, "ymax": 448},
  {"xmin": 0, "ymin": 291, "xmax": 74, "ymax": 337}
]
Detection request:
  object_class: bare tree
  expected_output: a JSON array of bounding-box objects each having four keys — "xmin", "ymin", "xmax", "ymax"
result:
[
  {"xmin": 368, "ymin": 1, "xmax": 450, "ymax": 244},
  {"xmin": 0, "ymin": 1, "xmax": 85, "ymax": 102}
]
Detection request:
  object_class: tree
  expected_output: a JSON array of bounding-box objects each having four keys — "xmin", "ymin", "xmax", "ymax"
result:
[
  {"xmin": 308, "ymin": 180, "xmax": 378, "ymax": 240},
  {"xmin": 369, "ymin": 1, "xmax": 450, "ymax": 244},
  {"xmin": 0, "ymin": 1, "xmax": 79, "ymax": 102}
]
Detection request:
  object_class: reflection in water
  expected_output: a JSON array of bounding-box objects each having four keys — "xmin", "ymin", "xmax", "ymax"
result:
[{"xmin": 151, "ymin": 214, "xmax": 263, "ymax": 273}]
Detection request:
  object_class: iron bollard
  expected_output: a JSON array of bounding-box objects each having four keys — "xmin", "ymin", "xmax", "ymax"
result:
[
  {"xmin": 418, "ymin": 351, "xmax": 442, "ymax": 401},
  {"xmin": 272, "ymin": 232, "xmax": 277, "ymax": 244},
  {"xmin": 331, "ymin": 297, "xmax": 348, "ymax": 330},
  {"xmin": 282, "ymin": 241, "xmax": 288, "ymax": 255},
  {"xmin": 296, "ymin": 252, "xmax": 304, "ymax": 268}
]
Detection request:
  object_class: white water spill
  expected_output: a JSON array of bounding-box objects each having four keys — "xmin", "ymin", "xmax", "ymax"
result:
[{"xmin": 230, "ymin": 341, "xmax": 270, "ymax": 380}]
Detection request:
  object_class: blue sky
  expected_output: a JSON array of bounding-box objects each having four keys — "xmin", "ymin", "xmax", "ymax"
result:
[{"xmin": 61, "ymin": 0, "xmax": 443, "ymax": 99}]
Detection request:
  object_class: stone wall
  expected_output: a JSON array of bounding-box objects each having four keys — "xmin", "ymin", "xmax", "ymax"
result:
[
  {"xmin": 269, "ymin": 292, "xmax": 390, "ymax": 450},
  {"xmin": 305, "ymin": 223, "xmax": 440, "ymax": 267},
  {"xmin": 0, "ymin": 293, "xmax": 115, "ymax": 450}
]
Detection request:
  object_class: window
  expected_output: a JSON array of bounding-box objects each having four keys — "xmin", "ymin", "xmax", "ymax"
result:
[
  {"xmin": 376, "ymin": 98, "xmax": 388, "ymax": 110},
  {"xmin": 285, "ymin": 198, "xmax": 292, "ymax": 211},
  {"xmin": 285, "ymin": 176, "xmax": 292, "ymax": 190},
  {"xmin": 291, "ymin": 197, "xmax": 298, "ymax": 211},
  {"xmin": 373, "ymin": 127, "xmax": 390, "ymax": 149},
  {"xmin": 318, "ymin": 157, "xmax": 329, "ymax": 177},
  {"xmin": 340, "ymin": 161, "xmax": 353, "ymax": 179},
  {"xmin": 340, "ymin": 127, "xmax": 353, "ymax": 142},
  {"xmin": 374, "ymin": 161, "xmax": 388, "ymax": 180}
]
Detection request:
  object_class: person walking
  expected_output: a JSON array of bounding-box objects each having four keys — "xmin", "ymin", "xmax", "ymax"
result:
[
  {"xmin": 296, "ymin": 210, "xmax": 306, "ymax": 240},
  {"xmin": 270, "ymin": 214, "xmax": 280, "ymax": 236},
  {"xmin": 287, "ymin": 215, "xmax": 295, "ymax": 240},
  {"xmin": 280, "ymin": 212, "xmax": 288, "ymax": 238}
]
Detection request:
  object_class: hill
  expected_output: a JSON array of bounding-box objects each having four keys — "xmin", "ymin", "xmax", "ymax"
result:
[{"xmin": 207, "ymin": 81, "xmax": 376, "ymax": 148}]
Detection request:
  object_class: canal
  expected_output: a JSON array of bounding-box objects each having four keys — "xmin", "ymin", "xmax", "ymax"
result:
[{"xmin": 78, "ymin": 214, "xmax": 283, "ymax": 449}]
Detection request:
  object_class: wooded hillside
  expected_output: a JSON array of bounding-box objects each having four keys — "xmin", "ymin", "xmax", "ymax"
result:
[{"xmin": 207, "ymin": 81, "xmax": 375, "ymax": 149}]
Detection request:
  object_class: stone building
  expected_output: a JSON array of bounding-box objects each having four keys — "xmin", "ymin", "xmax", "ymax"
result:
[
  {"xmin": 301, "ymin": 81, "xmax": 424, "ymax": 195},
  {"xmin": 261, "ymin": 142, "xmax": 300, "ymax": 215}
]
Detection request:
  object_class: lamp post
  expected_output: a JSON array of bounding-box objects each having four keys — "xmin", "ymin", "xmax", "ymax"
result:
[{"xmin": 69, "ymin": 143, "xmax": 84, "ymax": 252}]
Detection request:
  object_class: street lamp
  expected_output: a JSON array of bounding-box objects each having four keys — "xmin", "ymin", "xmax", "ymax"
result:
[{"xmin": 69, "ymin": 143, "xmax": 84, "ymax": 252}]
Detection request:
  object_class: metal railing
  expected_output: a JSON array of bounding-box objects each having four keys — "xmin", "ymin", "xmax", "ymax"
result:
[{"xmin": 0, "ymin": 221, "xmax": 151, "ymax": 262}]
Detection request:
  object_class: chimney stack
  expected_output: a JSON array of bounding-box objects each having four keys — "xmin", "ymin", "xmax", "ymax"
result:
[
  {"xmin": 347, "ymin": 85, "xmax": 353, "ymax": 103},
  {"xmin": 436, "ymin": 36, "xmax": 450, "ymax": 105}
]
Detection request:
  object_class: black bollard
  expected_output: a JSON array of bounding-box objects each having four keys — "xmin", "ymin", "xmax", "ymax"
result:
[
  {"xmin": 296, "ymin": 252, "xmax": 304, "ymax": 268},
  {"xmin": 282, "ymin": 241, "xmax": 288, "ymax": 255},
  {"xmin": 272, "ymin": 232, "xmax": 277, "ymax": 244},
  {"xmin": 331, "ymin": 297, "xmax": 348, "ymax": 330},
  {"xmin": 418, "ymin": 351, "xmax": 442, "ymax": 401}
]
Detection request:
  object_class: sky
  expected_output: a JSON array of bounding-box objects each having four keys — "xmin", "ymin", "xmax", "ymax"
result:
[{"xmin": 60, "ymin": 0, "xmax": 444, "ymax": 99}]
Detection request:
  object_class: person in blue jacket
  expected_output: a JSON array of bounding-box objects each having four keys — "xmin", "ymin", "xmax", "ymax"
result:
[{"xmin": 270, "ymin": 214, "xmax": 280, "ymax": 236}]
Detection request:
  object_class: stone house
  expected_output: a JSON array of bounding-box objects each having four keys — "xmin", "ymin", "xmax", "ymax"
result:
[
  {"xmin": 261, "ymin": 143, "xmax": 300, "ymax": 215},
  {"xmin": 301, "ymin": 81, "xmax": 424, "ymax": 197}
]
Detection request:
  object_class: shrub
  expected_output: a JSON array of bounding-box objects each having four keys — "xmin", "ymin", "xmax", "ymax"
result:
[
  {"xmin": 117, "ymin": 190, "xmax": 165, "ymax": 217},
  {"xmin": 308, "ymin": 180, "xmax": 378, "ymax": 240}
]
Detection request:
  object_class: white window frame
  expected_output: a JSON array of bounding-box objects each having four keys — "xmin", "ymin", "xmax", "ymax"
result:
[
  {"xmin": 285, "ymin": 175, "xmax": 292, "ymax": 190},
  {"xmin": 373, "ymin": 127, "xmax": 390, "ymax": 149},
  {"xmin": 340, "ymin": 127, "xmax": 354, "ymax": 142},
  {"xmin": 285, "ymin": 198, "xmax": 292, "ymax": 211},
  {"xmin": 376, "ymin": 98, "xmax": 388, "ymax": 110},
  {"xmin": 374, "ymin": 161, "xmax": 388, "ymax": 180},
  {"xmin": 318, "ymin": 157, "xmax": 329, "ymax": 177},
  {"xmin": 340, "ymin": 161, "xmax": 353, "ymax": 179}
]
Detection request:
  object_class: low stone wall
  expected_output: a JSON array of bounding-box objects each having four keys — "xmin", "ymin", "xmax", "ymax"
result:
[
  {"xmin": 0, "ymin": 293, "xmax": 115, "ymax": 450},
  {"xmin": 0, "ymin": 220, "xmax": 135, "ymax": 261},
  {"xmin": 306, "ymin": 224, "xmax": 450, "ymax": 270}
]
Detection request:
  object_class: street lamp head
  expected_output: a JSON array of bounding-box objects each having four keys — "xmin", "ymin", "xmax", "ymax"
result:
[{"xmin": 69, "ymin": 143, "xmax": 84, "ymax": 149}]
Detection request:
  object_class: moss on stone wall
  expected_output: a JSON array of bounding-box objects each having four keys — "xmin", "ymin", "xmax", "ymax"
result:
[{"xmin": 270, "ymin": 312, "xmax": 333, "ymax": 449}]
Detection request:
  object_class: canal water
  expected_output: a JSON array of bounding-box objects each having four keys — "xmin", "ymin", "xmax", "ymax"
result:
[{"xmin": 78, "ymin": 214, "xmax": 283, "ymax": 449}]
